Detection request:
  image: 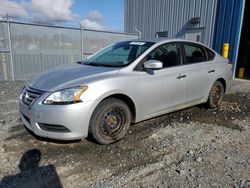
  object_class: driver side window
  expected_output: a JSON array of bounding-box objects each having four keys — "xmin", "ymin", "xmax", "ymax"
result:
[{"xmin": 146, "ymin": 43, "xmax": 182, "ymax": 68}]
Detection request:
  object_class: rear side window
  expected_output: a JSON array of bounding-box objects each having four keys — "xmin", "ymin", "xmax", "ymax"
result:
[
  {"xmin": 205, "ymin": 47, "xmax": 216, "ymax": 61},
  {"xmin": 183, "ymin": 43, "xmax": 207, "ymax": 64}
]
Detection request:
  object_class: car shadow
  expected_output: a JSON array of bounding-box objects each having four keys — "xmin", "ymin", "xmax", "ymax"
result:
[{"xmin": 0, "ymin": 149, "xmax": 62, "ymax": 188}]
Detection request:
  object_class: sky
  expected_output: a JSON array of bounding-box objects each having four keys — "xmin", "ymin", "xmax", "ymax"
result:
[{"xmin": 0, "ymin": 0, "xmax": 124, "ymax": 31}]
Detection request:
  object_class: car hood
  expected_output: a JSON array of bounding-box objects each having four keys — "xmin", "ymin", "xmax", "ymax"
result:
[{"xmin": 28, "ymin": 63, "xmax": 119, "ymax": 92}]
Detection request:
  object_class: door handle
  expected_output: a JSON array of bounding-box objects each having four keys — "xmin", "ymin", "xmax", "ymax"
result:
[
  {"xmin": 176, "ymin": 74, "xmax": 187, "ymax": 79},
  {"xmin": 208, "ymin": 69, "xmax": 215, "ymax": 73}
]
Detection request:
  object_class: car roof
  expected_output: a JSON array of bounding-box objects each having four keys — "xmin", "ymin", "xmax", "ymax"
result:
[
  {"xmin": 122, "ymin": 38, "xmax": 218, "ymax": 55},
  {"xmin": 126, "ymin": 38, "xmax": 207, "ymax": 46}
]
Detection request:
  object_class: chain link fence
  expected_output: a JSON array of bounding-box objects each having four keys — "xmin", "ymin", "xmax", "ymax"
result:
[{"xmin": 0, "ymin": 20, "xmax": 138, "ymax": 81}]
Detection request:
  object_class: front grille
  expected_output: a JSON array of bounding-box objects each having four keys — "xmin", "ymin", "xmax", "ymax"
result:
[
  {"xmin": 38, "ymin": 123, "xmax": 71, "ymax": 133},
  {"xmin": 21, "ymin": 86, "xmax": 44, "ymax": 107}
]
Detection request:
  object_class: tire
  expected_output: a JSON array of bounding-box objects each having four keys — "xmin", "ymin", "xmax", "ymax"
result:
[
  {"xmin": 88, "ymin": 98, "xmax": 131, "ymax": 144},
  {"xmin": 207, "ymin": 81, "xmax": 225, "ymax": 108}
]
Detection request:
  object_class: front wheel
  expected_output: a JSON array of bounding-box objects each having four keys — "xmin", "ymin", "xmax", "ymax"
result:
[
  {"xmin": 207, "ymin": 81, "xmax": 225, "ymax": 108},
  {"xmin": 88, "ymin": 98, "xmax": 131, "ymax": 144}
]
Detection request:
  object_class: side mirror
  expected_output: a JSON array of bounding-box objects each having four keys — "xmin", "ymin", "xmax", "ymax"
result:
[{"xmin": 143, "ymin": 60, "xmax": 163, "ymax": 70}]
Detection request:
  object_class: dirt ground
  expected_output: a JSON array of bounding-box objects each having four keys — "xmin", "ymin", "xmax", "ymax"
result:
[{"xmin": 0, "ymin": 80, "xmax": 249, "ymax": 188}]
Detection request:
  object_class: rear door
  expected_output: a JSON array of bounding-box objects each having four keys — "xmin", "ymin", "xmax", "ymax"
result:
[{"xmin": 181, "ymin": 42, "xmax": 215, "ymax": 103}]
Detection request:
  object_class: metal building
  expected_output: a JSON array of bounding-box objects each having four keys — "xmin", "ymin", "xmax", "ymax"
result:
[{"xmin": 125, "ymin": 0, "xmax": 249, "ymax": 79}]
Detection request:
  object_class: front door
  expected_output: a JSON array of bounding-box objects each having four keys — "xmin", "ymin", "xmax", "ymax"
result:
[{"xmin": 137, "ymin": 42, "xmax": 187, "ymax": 119}]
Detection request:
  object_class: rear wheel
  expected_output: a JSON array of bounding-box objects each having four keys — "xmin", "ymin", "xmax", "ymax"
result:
[
  {"xmin": 88, "ymin": 98, "xmax": 131, "ymax": 144},
  {"xmin": 207, "ymin": 81, "xmax": 224, "ymax": 108}
]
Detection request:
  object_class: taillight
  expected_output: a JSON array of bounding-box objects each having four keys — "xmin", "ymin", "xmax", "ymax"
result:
[{"xmin": 227, "ymin": 61, "xmax": 233, "ymax": 72}]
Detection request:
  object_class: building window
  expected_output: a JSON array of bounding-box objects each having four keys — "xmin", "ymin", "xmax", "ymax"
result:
[{"xmin": 156, "ymin": 31, "xmax": 168, "ymax": 38}]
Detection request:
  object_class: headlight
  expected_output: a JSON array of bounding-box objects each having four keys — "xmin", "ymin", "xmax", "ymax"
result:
[{"xmin": 43, "ymin": 86, "xmax": 88, "ymax": 105}]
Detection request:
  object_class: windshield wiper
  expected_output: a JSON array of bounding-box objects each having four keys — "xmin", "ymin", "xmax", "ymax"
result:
[
  {"xmin": 77, "ymin": 61, "xmax": 84, "ymax": 65},
  {"xmin": 78, "ymin": 61, "xmax": 125, "ymax": 67},
  {"xmin": 82, "ymin": 62, "xmax": 104, "ymax": 67}
]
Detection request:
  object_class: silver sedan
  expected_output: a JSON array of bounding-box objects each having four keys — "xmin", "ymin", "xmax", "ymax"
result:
[{"xmin": 19, "ymin": 39, "xmax": 233, "ymax": 144}]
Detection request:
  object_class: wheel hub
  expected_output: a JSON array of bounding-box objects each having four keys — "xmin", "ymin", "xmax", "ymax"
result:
[
  {"xmin": 107, "ymin": 115, "xmax": 118, "ymax": 129},
  {"xmin": 102, "ymin": 109, "xmax": 125, "ymax": 135}
]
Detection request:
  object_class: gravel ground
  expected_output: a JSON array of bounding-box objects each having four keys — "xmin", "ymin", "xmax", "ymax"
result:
[{"xmin": 0, "ymin": 80, "xmax": 250, "ymax": 188}]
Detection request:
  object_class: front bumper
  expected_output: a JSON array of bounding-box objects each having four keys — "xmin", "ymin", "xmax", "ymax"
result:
[{"xmin": 19, "ymin": 93, "xmax": 96, "ymax": 140}]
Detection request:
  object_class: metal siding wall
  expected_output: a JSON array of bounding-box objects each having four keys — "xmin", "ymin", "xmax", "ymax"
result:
[
  {"xmin": 213, "ymin": 0, "xmax": 245, "ymax": 70},
  {"xmin": 125, "ymin": 0, "xmax": 218, "ymax": 47}
]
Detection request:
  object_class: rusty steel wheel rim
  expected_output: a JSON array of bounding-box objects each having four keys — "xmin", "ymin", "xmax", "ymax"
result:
[
  {"xmin": 211, "ymin": 85, "xmax": 221, "ymax": 105},
  {"xmin": 100, "ymin": 107, "xmax": 126, "ymax": 137}
]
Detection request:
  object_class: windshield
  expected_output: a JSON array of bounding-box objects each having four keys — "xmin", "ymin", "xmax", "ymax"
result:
[{"xmin": 80, "ymin": 41, "xmax": 154, "ymax": 67}]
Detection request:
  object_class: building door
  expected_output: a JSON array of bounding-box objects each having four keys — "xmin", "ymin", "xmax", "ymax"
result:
[
  {"xmin": 236, "ymin": 0, "xmax": 250, "ymax": 79},
  {"xmin": 185, "ymin": 28, "xmax": 203, "ymax": 43}
]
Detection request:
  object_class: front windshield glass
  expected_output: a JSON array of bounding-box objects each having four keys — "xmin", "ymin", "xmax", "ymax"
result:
[{"xmin": 81, "ymin": 41, "xmax": 154, "ymax": 67}]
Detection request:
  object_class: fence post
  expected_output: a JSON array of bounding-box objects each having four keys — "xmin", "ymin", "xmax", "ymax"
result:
[
  {"xmin": 6, "ymin": 14, "xmax": 15, "ymax": 81},
  {"xmin": 80, "ymin": 23, "xmax": 83, "ymax": 60},
  {"xmin": 0, "ymin": 53, "xmax": 8, "ymax": 80}
]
